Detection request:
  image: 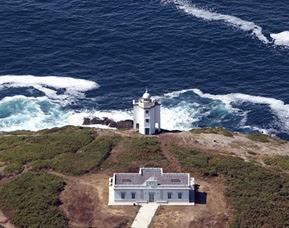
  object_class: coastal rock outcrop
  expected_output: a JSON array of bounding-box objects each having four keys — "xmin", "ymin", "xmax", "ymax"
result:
[{"xmin": 83, "ymin": 117, "xmax": 133, "ymax": 129}]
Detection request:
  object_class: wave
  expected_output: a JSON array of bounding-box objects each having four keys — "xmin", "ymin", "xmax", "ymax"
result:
[
  {"xmin": 0, "ymin": 95, "xmax": 70, "ymax": 131},
  {"xmin": 270, "ymin": 31, "xmax": 289, "ymax": 46},
  {"xmin": 1, "ymin": 81, "xmax": 289, "ymax": 137},
  {"xmin": 162, "ymin": 0, "xmax": 289, "ymax": 47},
  {"xmin": 0, "ymin": 93, "xmax": 134, "ymax": 131},
  {"xmin": 0, "ymin": 75, "xmax": 99, "ymax": 103},
  {"xmin": 166, "ymin": 88, "xmax": 289, "ymax": 132}
]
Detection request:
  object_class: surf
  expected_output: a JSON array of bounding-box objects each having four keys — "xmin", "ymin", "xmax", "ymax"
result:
[
  {"xmin": 162, "ymin": 0, "xmax": 289, "ymax": 47},
  {"xmin": 0, "ymin": 75, "xmax": 99, "ymax": 102}
]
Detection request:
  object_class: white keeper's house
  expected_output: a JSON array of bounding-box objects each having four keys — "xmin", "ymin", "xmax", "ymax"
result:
[
  {"xmin": 133, "ymin": 90, "xmax": 161, "ymax": 135},
  {"xmin": 109, "ymin": 168, "xmax": 195, "ymax": 204}
]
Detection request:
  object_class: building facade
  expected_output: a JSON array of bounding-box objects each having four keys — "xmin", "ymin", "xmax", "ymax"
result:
[
  {"xmin": 109, "ymin": 168, "xmax": 195, "ymax": 204},
  {"xmin": 133, "ymin": 90, "xmax": 161, "ymax": 135}
]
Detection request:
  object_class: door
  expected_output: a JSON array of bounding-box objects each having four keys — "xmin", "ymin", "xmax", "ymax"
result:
[
  {"xmin": 149, "ymin": 192, "xmax": 155, "ymax": 202},
  {"xmin": 145, "ymin": 128, "xmax": 150, "ymax": 135}
]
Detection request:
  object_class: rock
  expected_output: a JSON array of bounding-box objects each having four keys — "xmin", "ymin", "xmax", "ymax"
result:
[
  {"xmin": 117, "ymin": 120, "xmax": 133, "ymax": 129},
  {"xmin": 91, "ymin": 117, "xmax": 106, "ymax": 125},
  {"xmin": 83, "ymin": 118, "xmax": 91, "ymax": 125},
  {"xmin": 82, "ymin": 117, "xmax": 133, "ymax": 129},
  {"xmin": 108, "ymin": 121, "xmax": 118, "ymax": 128}
]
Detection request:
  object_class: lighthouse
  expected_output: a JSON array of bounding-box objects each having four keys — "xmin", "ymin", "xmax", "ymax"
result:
[{"xmin": 133, "ymin": 90, "xmax": 161, "ymax": 135}]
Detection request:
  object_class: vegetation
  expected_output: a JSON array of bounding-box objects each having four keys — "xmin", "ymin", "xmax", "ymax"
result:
[
  {"xmin": 0, "ymin": 127, "xmax": 119, "ymax": 176},
  {"xmin": 1, "ymin": 126, "xmax": 289, "ymax": 227},
  {"xmin": 105, "ymin": 137, "xmax": 168, "ymax": 168},
  {"xmin": 247, "ymin": 131, "xmax": 271, "ymax": 142},
  {"xmin": 190, "ymin": 127, "xmax": 234, "ymax": 137},
  {"xmin": 0, "ymin": 172, "xmax": 67, "ymax": 228},
  {"xmin": 3, "ymin": 162, "xmax": 24, "ymax": 176},
  {"xmin": 264, "ymin": 155, "xmax": 289, "ymax": 171},
  {"xmin": 0, "ymin": 126, "xmax": 94, "ymax": 164},
  {"xmin": 171, "ymin": 145, "xmax": 289, "ymax": 228},
  {"xmin": 47, "ymin": 136, "xmax": 118, "ymax": 175}
]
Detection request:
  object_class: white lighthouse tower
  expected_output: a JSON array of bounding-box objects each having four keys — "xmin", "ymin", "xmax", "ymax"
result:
[{"xmin": 133, "ymin": 90, "xmax": 161, "ymax": 135}]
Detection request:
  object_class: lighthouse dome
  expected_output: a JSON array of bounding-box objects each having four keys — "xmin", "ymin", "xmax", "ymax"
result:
[{"xmin": 142, "ymin": 90, "xmax": 151, "ymax": 99}]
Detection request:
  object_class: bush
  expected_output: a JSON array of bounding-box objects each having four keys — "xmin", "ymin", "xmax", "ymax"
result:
[
  {"xmin": 0, "ymin": 127, "xmax": 94, "ymax": 164},
  {"xmin": 170, "ymin": 145, "xmax": 210, "ymax": 171},
  {"xmin": 264, "ymin": 156, "xmax": 289, "ymax": 171},
  {"xmin": 30, "ymin": 136, "xmax": 118, "ymax": 176},
  {"xmin": 0, "ymin": 172, "xmax": 67, "ymax": 228},
  {"xmin": 247, "ymin": 131, "xmax": 270, "ymax": 143},
  {"xmin": 115, "ymin": 137, "xmax": 167, "ymax": 167},
  {"xmin": 3, "ymin": 162, "xmax": 24, "ymax": 176},
  {"xmin": 190, "ymin": 127, "xmax": 233, "ymax": 137},
  {"xmin": 171, "ymin": 145, "xmax": 289, "ymax": 228}
]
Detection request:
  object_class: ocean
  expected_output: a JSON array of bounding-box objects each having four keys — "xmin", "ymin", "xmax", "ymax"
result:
[{"xmin": 0, "ymin": 0, "xmax": 289, "ymax": 139}]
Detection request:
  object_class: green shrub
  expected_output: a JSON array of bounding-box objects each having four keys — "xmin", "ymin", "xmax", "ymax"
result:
[
  {"xmin": 170, "ymin": 146, "xmax": 210, "ymax": 171},
  {"xmin": 0, "ymin": 172, "xmax": 67, "ymax": 228},
  {"xmin": 49, "ymin": 136, "xmax": 118, "ymax": 175},
  {"xmin": 247, "ymin": 131, "xmax": 270, "ymax": 142},
  {"xmin": 171, "ymin": 145, "xmax": 289, "ymax": 228},
  {"xmin": 30, "ymin": 160, "xmax": 52, "ymax": 172},
  {"xmin": 190, "ymin": 127, "xmax": 233, "ymax": 137},
  {"xmin": 3, "ymin": 162, "xmax": 24, "ymax": 176},
  {"xmin": 116, "ymin": 137, "xmax": 167, "ymax": 167},
  {"xmin": 0, "ymin": 127, "xmax": 94, "ymax": 163},
  {"xmin": 264, "ymin": 156, "xmax": 289, "ymax": 171}
]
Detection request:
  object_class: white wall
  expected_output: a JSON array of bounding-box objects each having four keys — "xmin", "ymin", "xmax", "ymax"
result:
[
  {"xmin": 133, "ymin": 104, "xmax": 161, "ymax": 135},
  {"xmin": 114, "ymin": 188, "xmax": 190, "ymax": 202}
]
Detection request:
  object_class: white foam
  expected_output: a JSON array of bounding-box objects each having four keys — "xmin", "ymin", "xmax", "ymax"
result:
[
  {"xmin": 163, "ymin": 0, "xmax": 269, "ymax": 44},
  {"xmin": 67, "ymin": 109, "xmax": 133, "ymax": 126},
  {"xmin": 0, "ymin": 95, "xmax": 70, "ymax": 131},
  {"xmin": 192, "ymin": 88, "xmax": 289, "ymax": 131},
  {"xmin": 0, "ymin": 75, "xmax": 99, "ymax": 102},
  {"xmin": 0, "ymin": 95, "xmax": 133, "ymax": 132},
  {"xmin": 270, "ymin": 31, "xmax": 289, "ymax": 47},
  {"xmin": 161, "ymin": 105, "xmax": 199, "ymax": 130}
]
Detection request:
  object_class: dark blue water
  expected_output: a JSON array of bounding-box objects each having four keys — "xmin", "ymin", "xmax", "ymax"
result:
[{"xmin": 0, "ymin": 0, "xmax": 289, "ymax": 138}]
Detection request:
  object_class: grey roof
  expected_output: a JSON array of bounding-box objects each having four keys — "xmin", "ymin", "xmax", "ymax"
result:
[{"xmin": 114, "ymin": 168, "xmax": 189, "ymax": 186}]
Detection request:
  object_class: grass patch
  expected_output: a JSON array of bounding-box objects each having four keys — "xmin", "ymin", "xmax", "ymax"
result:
[
  {"xmin": 264, "ymin": 155, "xmax": 289, "ymax": 171},
  {"xmin": 247, "ymin": 131, "xmax": 271, "ymax": 143},
  {"xmin": 170, "ymin": 146, "xmax": 210, "ymax": 170},
  {"xmin": 3, "ymin": 162, "xmax": 24, "ymax": 176},
  {"xmin": 190, "ymin": 127, "xmax": 233, "ymax": 137},
  {"xmin": 0, "ymin": 126, "xmax": 94, "ymax": 164},
  {"xmin": 112, "ymin": 137, "xmax": 167, "ymax": 168},
  {"xmin": 171, "ymin": 145, "xmax": 289, "ymax": 227},
  {"xmin": 30, "ymin": 136, "xmax": 119, "ymax": 175},
  {"xmin": 48, "ymin": 136, "xmax": 118, "ymax": 175},
  {"xmin": 0, "ymin": 172, "xmax": 67, "ymax": 228}
]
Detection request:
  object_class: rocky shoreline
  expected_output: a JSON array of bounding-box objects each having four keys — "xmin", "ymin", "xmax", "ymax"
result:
[{"xmin": 83, "ymin": 117, "xmax": 133, "ymax": 129}]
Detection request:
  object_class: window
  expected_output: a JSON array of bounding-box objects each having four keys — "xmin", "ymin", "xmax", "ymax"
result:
[
  {"xmin": 122, "ymin": 179, "xmax": 131, "ymax": 183},
  {"xmin": 171, "ymin": 179, "xmax": 181, "ymax": 183},
  {"xmin": 145, "ymin": 119, "xmax": 149, "ymax": 123},
  {"xmin": 168, "ymin": 192, "xmax": 172, "ymax": 199},
  {"xmin": 145, "ymin": 110, "xmax": 149, "ymax": 114},
  {"xmin": 131, "ymin": 192, "xmax": 136, "ymax": 199},
  {"xmin": 121, "ymin": 192, "xmax": 126, "ymax": 199},
  {"xmin": 178, "ymin": 192, "xmax": 183, "ymax": 199}
]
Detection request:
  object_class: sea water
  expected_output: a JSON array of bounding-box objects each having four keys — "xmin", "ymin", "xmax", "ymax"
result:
[{"xmin": 0, "ymin": 0, "xmax": 289, "ymax": 139}]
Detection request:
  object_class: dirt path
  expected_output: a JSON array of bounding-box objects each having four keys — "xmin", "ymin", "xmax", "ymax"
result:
[
  {"xmin": 159, "ymin": 134, "xmax": 181, "ymax": 172},
  {"xmin": 178, "ymin": 131, "xmax": 289, "ymax": 158},
  {"xmin": 51, "ymin": 172, "xmax": 138, "ymax": 228},
  {"xmin": 151, "ymin": 177, "xmax": 231, "ymax": 228}
]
